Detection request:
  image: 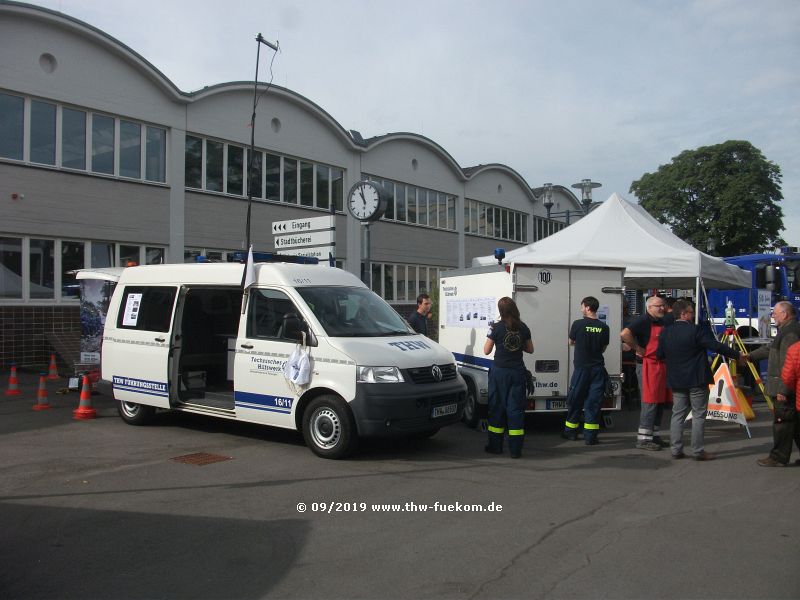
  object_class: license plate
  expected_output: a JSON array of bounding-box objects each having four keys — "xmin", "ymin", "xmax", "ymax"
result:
[
  {"xmin": 432, "ymin": 403, "xmax": 457, "ymax": 418},
  {"xmin": 546, "ymin": 399, "xmax": 568, "ymax": 410}
]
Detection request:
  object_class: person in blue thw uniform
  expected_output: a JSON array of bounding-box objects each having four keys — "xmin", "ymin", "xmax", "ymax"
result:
[
  {"xmin": 562, "ymin": 296, "xmax": 610, "ymax": 445},
  {"xmin": 483, "ymin": 297, "xmax": 534, "ymax": 458}
]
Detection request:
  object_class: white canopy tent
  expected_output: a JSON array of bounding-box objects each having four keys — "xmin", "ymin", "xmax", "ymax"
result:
[{"xmin": 473, "ymin": 192, "xmax": 750, "ymax": 290}]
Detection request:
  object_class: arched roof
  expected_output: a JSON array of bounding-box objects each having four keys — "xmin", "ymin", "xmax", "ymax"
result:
[
  {"xmin": 190, "ymin": 82, "xmax": 359, "ymax": 149},
  {"xmin": 2, "ymin": 0, "xmax": 186, "ymax": 102},
  {"xmin": 462, "ymin": 164, "xmax": 538, "ymax": 203},
  {"xmin": 363, "ymin": 133, "xmax": 465, "ymax": 180}
]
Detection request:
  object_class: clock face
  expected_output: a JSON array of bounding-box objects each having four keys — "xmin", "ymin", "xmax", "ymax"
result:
[{"xmin": 347, "ymin": 181, "xmax": 384, "ymax": 222}]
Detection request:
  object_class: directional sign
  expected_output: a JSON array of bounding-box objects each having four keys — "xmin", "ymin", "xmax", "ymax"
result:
[
  {"xmin": 272, "ymin": 215, "xmax": 333, "ymax": 235},
  {"xmin": 280, "ymin": 246, "xmax": 335, "ymax": 260},
  {"xmin": 274, "ymin": 230, "xmax": 333, "ymax": 250}
]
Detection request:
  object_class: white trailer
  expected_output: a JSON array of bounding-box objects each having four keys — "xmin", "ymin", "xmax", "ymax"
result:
[{"xmin": 439, "ymin": 262, "xmax": 624, "ymax": 427}]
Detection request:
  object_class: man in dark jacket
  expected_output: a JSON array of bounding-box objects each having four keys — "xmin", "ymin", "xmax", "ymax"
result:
[
  {"xmin": 749, "ymin": 301, "xmax": 800, "ymax": 466},
  {"xmin": 656, "ymin": 300, "xmax": 743, "ymax": 461}
]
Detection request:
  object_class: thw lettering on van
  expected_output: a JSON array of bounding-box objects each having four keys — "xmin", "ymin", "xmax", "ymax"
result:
[
  {"xmin": 112, "ymin": 376, "xmax": 168, "ymax": 398},
  {"xmin": 388, "ymin": 340, "xmax": 432, "ymax": 352}
]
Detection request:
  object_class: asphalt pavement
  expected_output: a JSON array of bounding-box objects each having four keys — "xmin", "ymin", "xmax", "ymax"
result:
[{"xmin": 1, "ymin": 370, "xmax": 798, "ymax": 600}]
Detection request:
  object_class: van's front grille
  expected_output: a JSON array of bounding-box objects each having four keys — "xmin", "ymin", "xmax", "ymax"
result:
[{"xmin": 405, "ymin": 364, "xmax": 457, "ymax": 384}]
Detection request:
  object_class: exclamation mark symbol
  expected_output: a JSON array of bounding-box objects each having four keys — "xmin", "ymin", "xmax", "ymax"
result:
[{"xmin": 715, "ymin": 380, "xmax": 724, "ymax": 404}]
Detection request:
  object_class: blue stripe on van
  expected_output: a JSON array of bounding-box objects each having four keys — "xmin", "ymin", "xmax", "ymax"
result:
[
  {"xmin": 112, "ymin": 376, "xmax": 168, "ymax": 398},
  {"xmin": 234, "ymin": 391, "xmax": 293, "ymax": 413},
  {"xmin": 452, "ymin": 353, "xmax": 493, "ymax": 370}
]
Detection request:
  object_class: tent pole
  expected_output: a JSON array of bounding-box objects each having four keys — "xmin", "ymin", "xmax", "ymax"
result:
[{"xmin": 695, "ymin": 276, "xmax": 701, "ymax": 324}]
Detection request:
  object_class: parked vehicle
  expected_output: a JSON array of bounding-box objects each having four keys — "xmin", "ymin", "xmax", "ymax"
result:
[
  {"xmin": 706, "ymin": 247, "xmax": 800, "ymax": 336},
  {"xmin": 438, "ymin": 262, "xmax": 623, "ymax": 428},
  {"xmin": 80, "ymin": 260, "xmax": 465, "ymax": 458}
]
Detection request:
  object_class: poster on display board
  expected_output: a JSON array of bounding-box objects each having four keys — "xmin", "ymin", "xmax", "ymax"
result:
[
  {"xmin": 757, "ymin": 290, "xmax": 771, "ymax": 337},
  {"xmin": 445, "ymin": 297, "xmax": 497, "ymax": 328}
]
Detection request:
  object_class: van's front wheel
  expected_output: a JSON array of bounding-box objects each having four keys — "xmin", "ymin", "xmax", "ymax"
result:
[
  {"xmin": 117, "ymin": 401, "xmax": 155, "ymax": 425},
  {"xmin": 302, "ymin": 395, "xmax": 358, "ymax": 459}
]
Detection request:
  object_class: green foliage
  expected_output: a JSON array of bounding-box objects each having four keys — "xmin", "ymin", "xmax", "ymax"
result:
[{"xmin": 629, "ymin": 140, "xmax": 785, "ymax": 255}]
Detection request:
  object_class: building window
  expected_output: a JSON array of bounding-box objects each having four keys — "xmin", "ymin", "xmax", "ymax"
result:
[
  {"xmin": 0, "ymin": 237, "xmax": 23, "ymax": 299},
  {"xmin": 407, "ymin": 187, "xmax": 417, "ymax": 224},
  {"xmin": 0, "ymin": 93, "xmax": 24, "ymax": 160},
  {"xmin": 1, "ymin": 95, "xmax": 167, "ymax": 183},
  {"xmin": 30, "ymin": 100, "xmax": 56, "ymax": 165},
  {"xmin": 145, "ymin": 126, "xmax": 166, "ymax": 183},
  {"xmin": 265, "ymin": 153, "xmax": 280, "ymax": 201},
  {"xmin": 185, "ymin": 135, "xmax": 203, "ymax": 189},
  {"xmin": 61, "ymin": 241, "xmax": 84, "ymax": 299},
  {"xmin": 247, "ymin": 149, "xmax": 262, "ymax": 198},
  {"xmin": 29, "ymin": 238, "xmax": 55, "ymax": 299},
  {"xmin": 332, "ymin": 168, "xmax": 344, "ymax": 212},
  {"xmin": 205, "ymin": 140, "xmax": 224, "ymax": 192},
  {"xmin": 427, "ymin": 192, "xmax": 437, "ymax": 227},
  {"xmin": 119, "ymin": 120, "xmax": 141, "ymax": 179},
  {"xmin": 91, "ymin": 242, "xmax": 114, "ymax": 268},
  {"xmin": 62, "ymin": 108, "xmax": 86, "ymax": 170},
  {"xmin": 300, "ymin": 161, "xmax": 314, "ymax": 206},
  {"xmin": 227, "ymin": 145, "xmax": 244, "ymax": 196},
  {"xmin": 316, "ymin": 164, "xmax": 329, "ymax": 209},
  {"xmin": 91, "ymin": 113, "xmax": 115, "ymax": 175},
  {"xmin": 145, "ymin": 247, "xmax": 165, "ymax": 264},
  {"xmin": 396, "ymin": 183, "xmax": 407, "ymax": 221},
  {"xmin": 283, "ymin": 158, "xmax": 297, "ymax": 203},
  {"xmin": 120, "ymin": 245, "xmax": 140, "ymax": 267}
]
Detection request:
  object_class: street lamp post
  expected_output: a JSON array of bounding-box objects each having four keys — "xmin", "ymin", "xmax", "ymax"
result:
[
  {"xmin": 571, "ymin": 178, "xmax": 602, "ymax": 214},
  {"xmin": 538, "ymin": 182, "xmax": 574, "ymax": 226}
]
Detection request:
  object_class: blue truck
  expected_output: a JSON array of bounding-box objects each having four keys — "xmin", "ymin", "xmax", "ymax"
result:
[{"xmin": 706, "ymin": 247, "xmax": 800, "ymax": 336}]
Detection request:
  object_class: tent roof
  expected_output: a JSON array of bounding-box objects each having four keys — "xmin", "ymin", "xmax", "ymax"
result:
[{"xmin": 473, "ymin": 192, "xmax": 750, "ymax": 289}]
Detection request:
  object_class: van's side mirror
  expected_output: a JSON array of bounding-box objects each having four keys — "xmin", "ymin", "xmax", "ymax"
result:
[{"xmin": 282, "ymin": 313, "xmax": 308, "ymax": 341}]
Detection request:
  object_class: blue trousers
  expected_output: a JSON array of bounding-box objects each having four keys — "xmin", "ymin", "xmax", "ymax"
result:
[
  {"xmin": 486, "ymin": 366, "xmax": 526, "ymax": 455},
  {"xmin": 563, "ymin": 365, "xmax": 607, "ymax": 443}
]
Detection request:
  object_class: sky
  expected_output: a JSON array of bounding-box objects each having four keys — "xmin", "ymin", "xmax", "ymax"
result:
[{"xmin": 25, "ymin": 0, "xmax": 800, "ymax": 246}]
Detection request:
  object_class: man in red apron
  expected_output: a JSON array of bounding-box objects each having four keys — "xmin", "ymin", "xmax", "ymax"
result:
[{"xmin": 621, "ymin": 296, "xmax": 671, "ymax": 451}]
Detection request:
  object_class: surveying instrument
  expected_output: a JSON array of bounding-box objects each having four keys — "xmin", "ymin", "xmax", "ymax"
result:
[{"xmin": 710, "ymin": 301, "xmax": 774, "ymax": 413}]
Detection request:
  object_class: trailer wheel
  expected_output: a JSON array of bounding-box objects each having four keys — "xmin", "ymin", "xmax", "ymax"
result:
[
  {"xmin": 117, "ymin": 401, "xmax": 156, "ymax": 425},
  {"xmin": 302, "ymin": 395, "xmax": 358, "ymax": 459},
  {"xmin": 462, "ymin": 380, "xmax": 480, "ymax": 429}
]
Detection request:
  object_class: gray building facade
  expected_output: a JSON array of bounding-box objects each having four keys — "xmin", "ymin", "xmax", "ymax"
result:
[{"xmin": 0, "ymin": 1, "xmax": 588, "ymax": 368}]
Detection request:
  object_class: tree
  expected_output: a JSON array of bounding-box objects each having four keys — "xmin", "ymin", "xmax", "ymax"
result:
[{"xmin": 629, "ymin": 140, "xmax": 785, "ymax": 256}]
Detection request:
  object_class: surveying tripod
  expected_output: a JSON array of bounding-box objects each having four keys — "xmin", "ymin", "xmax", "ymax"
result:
[{"xmin": 710, "ymin": 305, "xmax": 774, "ymax": 412}]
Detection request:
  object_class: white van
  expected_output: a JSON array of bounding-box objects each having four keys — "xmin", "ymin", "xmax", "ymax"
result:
[{"xmin": 86, "ymin": 261, "xmax": 465, "ymax": 458}]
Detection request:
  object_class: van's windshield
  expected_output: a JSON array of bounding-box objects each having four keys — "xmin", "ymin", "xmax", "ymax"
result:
[{"xmin": 297, "ymin": 286, "xmax": 414, "ymax": 337}]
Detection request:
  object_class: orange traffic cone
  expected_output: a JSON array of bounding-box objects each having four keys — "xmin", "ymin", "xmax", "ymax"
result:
[
  {"xmin": 5, "ymin": 363, "xmax": 22, "ymax": 396},
  {"xmin": 32, "ymin": 373, "xmax": 52, "ymax": 410},
  {"xmin": 73, "ymin": 375, "xmax": 97, "ymax": 420},
  {"xmin": 47, "ymin": 354, "xmax": 60, "ymax": 380}
]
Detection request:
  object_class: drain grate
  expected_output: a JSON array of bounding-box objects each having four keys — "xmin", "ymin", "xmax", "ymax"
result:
[{"xmin": 170, "ymin": 452, "xmax": 233, "ymax": 466}]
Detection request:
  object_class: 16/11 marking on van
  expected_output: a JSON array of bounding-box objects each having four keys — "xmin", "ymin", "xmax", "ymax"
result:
[
  {"xmin": 112, "ymin": 376, "xmax": 168, "ymax": 398},
  {"xmin": 234, "ymin": 391, "xmax": 294, "ymax": 413}
]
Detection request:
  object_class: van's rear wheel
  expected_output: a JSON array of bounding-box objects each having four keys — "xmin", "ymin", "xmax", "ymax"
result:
[
  {"xmin": 302, "ymin": 395, "xmax": 358, "ymax": 459},
  {"xmin": 117, "ymin": 401, "xmax": 155, "ymax": 425},
  {"xmin": 462, "ymin": 381, "xmax": 480, "ymax": 429}
]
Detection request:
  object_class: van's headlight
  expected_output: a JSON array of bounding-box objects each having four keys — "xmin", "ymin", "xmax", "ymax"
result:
[{"xmin": 356, "ymin": 366, "xmax": 405, "ymax": 383}]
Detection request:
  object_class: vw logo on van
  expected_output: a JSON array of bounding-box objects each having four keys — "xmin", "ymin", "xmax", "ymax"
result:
[
  {"xmin": 538, "ymin": 270, "xmax": 552, "ymax": 285},
  {"xmin": 431, "ymin": 365, "xmax": 443, "ymax": 382}
]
